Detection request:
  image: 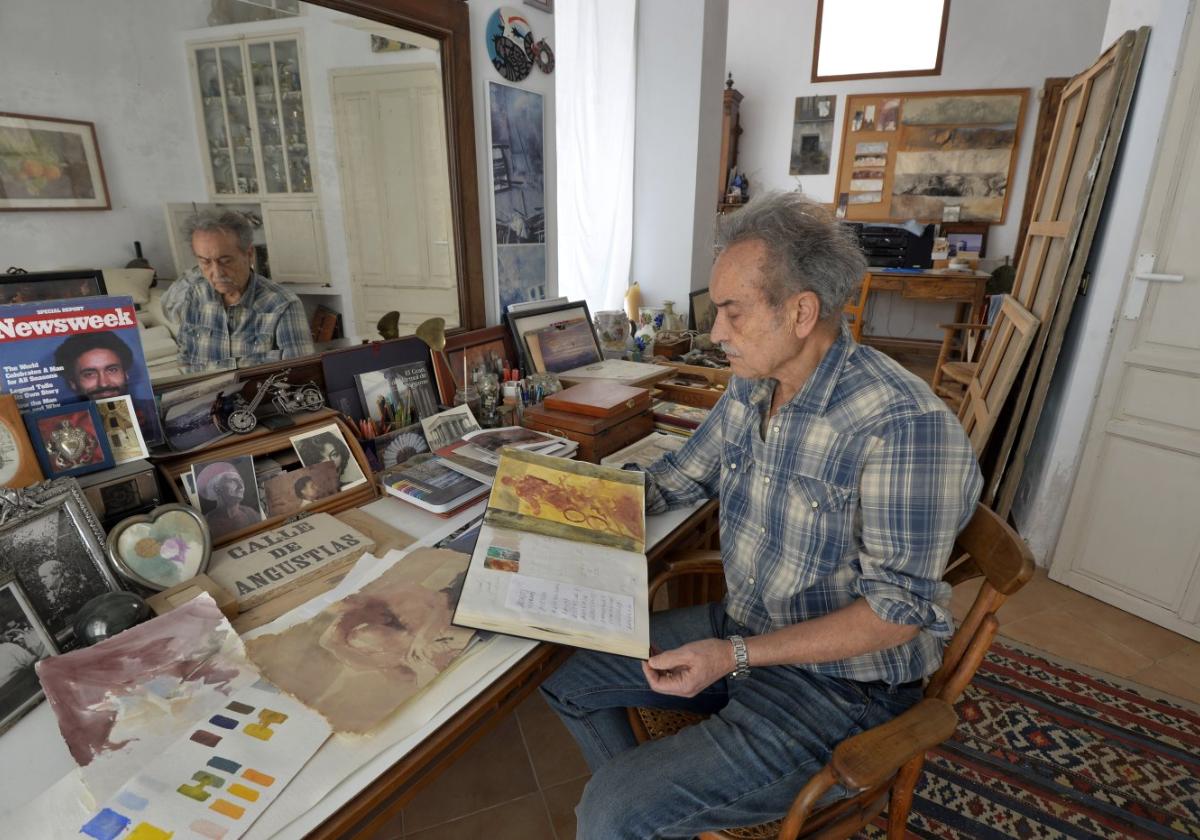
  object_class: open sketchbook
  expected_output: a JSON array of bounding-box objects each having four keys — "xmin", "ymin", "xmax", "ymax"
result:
[{"xmin": 452, "ymin": 448, "xmax": 650, "ymax": 659}]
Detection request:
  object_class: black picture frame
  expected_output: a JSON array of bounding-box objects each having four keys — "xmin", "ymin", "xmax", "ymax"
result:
[
  {"xmin": 0, "ymin": 572, "xmax": 58, "ymax": 734},
  {"xmin": 689, "ymin": 287, "xmax": 715, "ymax": 333},
  {"xmin": 0, "ymin": 269, "xmax": 106, "ymax": 306},
  {"xmin": 505, "ymin": 299, "xmax": 600, "ymax": 375}
]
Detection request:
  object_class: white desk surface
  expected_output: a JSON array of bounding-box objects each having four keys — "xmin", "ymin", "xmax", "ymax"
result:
[{"xmin": 0, "ymin": 496, "xmax": 704, "ymax": 835}]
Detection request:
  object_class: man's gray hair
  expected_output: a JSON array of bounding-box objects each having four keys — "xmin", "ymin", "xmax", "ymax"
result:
[
  {"xmin": 184, "ymin": 210, "xmax": 255, "ymax": 251},
  {"xmin": 714, "ymin": 191, "xmax": 867, "ymax": 319}
]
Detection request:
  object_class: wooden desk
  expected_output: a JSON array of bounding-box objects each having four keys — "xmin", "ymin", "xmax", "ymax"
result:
[{"xmin": 861, "ymin": 268, "xmax": 988, "ymax": 353}]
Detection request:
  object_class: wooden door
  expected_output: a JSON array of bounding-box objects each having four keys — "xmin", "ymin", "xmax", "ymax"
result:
[
  {"xmin": 1051, "ymin": 14, "xmax": 1200, "ymax": 640},
  {"xmin": 332, "ymin": 66, "xmax": 458, "ymax": 337}
]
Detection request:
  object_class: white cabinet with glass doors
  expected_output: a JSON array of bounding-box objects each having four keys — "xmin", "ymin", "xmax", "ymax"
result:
[{"xmin": 188, "ymin": 33, "xmax": 314, "ymax": 198}]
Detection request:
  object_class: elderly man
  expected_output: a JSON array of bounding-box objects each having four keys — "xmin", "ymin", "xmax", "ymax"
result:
[
  {"xmin": 540, "ymin": 192, "xmax": 982, "ymax": 838},
  {"xmin": 162, "ymin": 211, "xmax": 314, "ymax": 374}
]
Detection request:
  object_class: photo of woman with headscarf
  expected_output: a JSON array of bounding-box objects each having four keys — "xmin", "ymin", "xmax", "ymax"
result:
[{"xmin": 192, "ymin": 456, "xmax": 263, "ymax": 539}]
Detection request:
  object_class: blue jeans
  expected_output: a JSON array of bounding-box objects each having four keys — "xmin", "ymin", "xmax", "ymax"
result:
[{"xmin": 539, "ymin": 602, "xmax": 923, "ymax": 840}]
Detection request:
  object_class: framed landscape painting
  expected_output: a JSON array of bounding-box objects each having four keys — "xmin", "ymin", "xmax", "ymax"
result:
[{"xmin": 0, "ymin": 112, "xmax": 111, "ymax": 211}]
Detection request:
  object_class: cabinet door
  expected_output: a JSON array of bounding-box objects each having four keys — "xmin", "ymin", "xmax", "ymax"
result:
[
  {"xmin": 245, "ymin": 36, "xmax": 313, "ymax": 195},
  {"xmin": 262, "ymin": 200, "xmax": 326, "ymax": 284}
]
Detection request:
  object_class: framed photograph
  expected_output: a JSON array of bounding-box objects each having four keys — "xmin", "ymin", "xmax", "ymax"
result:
[
  {"xmin": 0, "ymin": 112, "xmax": 111, "ymax": 211},
  {"xmin": 0, "ymin": 269, "xmax": 106, "ymax": 305},
  {"xmin": 190, "ymin": 454, "xmax": 263, "ymax": 541},
  {"xmin": 524, "ymin": 0, "xmax": 553, "ymax": 12},
  {"xmin": 0, "ymin": 477, "xmax": 120, "ymax": 649},
  {"xmin": 105, "ymin": 504, "xmax": 212, "ymax": 592},
  {"xmin": 0, "ymin": 572, "xmax": 57, "ymax": 733},
  {"xmin": 0, "ymin": 394, "xmax": 43, "ymax": 489},
  {"xmin": 431, "ymin": 325, "xmax": 518, "ymax": 406},
  {"xmin": 291, "ymin": 423, "xmax": 368, "ymax": 491},
  {"xmin": 24, "ymin": 401, "xmax": 114, "ymax": 479},
  {"xmin": 95, "ymin": 395, "xmax": 149, "ymax": 464},
  {"xmin": 507, "ymin": 300, "xmax": 599, "ymax": 376},
  {"xmin": 263, "ymin": 460, "xmax": 340, "ymax": 518},
  {"xmin": 942, "ymin": 222, "xmax": 989, "ymax": 258},
  {"xmin": 689, "ymin": 288, "xmax": 715, "ymax": 334}
]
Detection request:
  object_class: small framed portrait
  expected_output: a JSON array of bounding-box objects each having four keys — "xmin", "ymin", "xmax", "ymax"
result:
[
  {"xmin": 190, "ymin": 454, "xmax": 263, "ymax": 542},
  {"xmin": 941, "ymin": 222, "xmax": 989, "ymax": 258},
  {"xmin": 291, "ymin": 424, "xmax": 368, "ymax": 491},
  {"xmin": 689, "ymin": 288, "xmax": 715, "ymax": 334},
  {"xmin": 0, "ymin": 573, "xmax": 57, "ymax": 733},
  {"xmin": 95, "ymin": 395, "xmax": 149, "ymax": 464},
  {"xmin": 264, "ymin": 460, "xmax": 340, "ymax": 518},
  {"xmin": 24, "ymin": 402, "xmax": 114, "ymax": 479},
  {"xmin": 0, "ymin": 478, "xmax": 119, "ymax": 649},
  {"xmin": 105, "ymin": 504, "xmax": 212, "ymax": 592}
]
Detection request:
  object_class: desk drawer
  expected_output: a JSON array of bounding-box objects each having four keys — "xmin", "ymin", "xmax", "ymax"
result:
[{"xmin": 900, "ymin": 278, "xmax": 975, "ymax": 300}]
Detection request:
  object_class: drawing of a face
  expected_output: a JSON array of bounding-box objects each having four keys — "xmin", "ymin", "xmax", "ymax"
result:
[{"xmin": 318, "ymin": 582, "xmax": 453, "ymax": 673}]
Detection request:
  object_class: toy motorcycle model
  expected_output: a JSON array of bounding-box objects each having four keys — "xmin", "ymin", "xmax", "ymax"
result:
[{"xmin": 220, "ymin": 370, "xmax": 325, "ymax": 434}]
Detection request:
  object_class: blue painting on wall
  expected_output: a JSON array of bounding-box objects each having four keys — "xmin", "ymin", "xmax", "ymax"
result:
[
  {"xmin": 497, "ymin": 244, "xmax": 546, "ymax": 313},
  {"xmin": 489, "ymin": 81, "xmax": 544, "ymax": 245}
]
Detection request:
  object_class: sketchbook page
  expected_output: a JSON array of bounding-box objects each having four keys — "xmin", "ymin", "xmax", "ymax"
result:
[
  {"xmin": 483, "ymin": 448, "xmax": 646, "ymax": 553},
  {"xmin": 454, "ymin": 523, "xmax": 649, "ymax": 659},
  {"xmin": 558, "ymin": 358, "xmax": 664, "ymax": 383}
]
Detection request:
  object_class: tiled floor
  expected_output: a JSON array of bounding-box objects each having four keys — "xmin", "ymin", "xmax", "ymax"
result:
[{"xmin": 372, "ymin": 567, "xmax": 1200, "ymax": 838}]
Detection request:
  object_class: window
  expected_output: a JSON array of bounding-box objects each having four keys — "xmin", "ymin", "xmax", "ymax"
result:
[{"xmin": 812, "ymin": 0, "xmax": 950, "ymax": 83}]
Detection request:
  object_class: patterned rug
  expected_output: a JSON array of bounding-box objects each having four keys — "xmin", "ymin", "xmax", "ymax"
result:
[{"xmin": 865, "ymin": 642, "xmax": 1200, "ymax": 839}]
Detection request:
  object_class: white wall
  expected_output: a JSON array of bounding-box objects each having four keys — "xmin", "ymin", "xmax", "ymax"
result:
[
  {"xmin": 1013, "ymin": 1, "xmax": 1191, "ymax": 564},
  {"xmin": 467, "ymin": 0, "xmax": 557, "ymax": 326},
  {"xmin": 725, "ymin": 0, "xmax": 1109, "ymax": 338},
  {"xmin": 631, "ymin": 0, "xmax": 729, "ymax": 310},
  {"xmin": 0, "ymin": 0, "xmax": 208, "ymax": 275}
]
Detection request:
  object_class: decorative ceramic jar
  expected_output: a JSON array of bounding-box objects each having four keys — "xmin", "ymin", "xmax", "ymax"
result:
[
  {"xmin": 594, "ymin": 310, "xmax": 630, "ymax": 358},
  {"xmin": 661, "ymin": 300, "xmax": 684, "ymax": 332}
]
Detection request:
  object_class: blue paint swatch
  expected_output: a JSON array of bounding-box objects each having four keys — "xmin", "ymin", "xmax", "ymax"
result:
[
  {"xmin": 207, "ymin": 755, "xmax": 242, "ymax": 774},
  {"xmin": 209, "ymin": 714, "xmax": 238, "ymax": 730},
  {"xmin": 81, "ymin": 808, "xmax": 130, "ymax": 840},
  {"xmin": 115, "ymin": 790, "xmax": 149, "ymax": 811}
]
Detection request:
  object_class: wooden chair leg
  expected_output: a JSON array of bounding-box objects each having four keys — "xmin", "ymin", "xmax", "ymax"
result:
[
  {"xmin": 931, "ymin": 327, "xmax": 955, "ymax": 393},
  {"xmin": 885, "ymin": 753, "xmax": 927, "ymax": 840}
]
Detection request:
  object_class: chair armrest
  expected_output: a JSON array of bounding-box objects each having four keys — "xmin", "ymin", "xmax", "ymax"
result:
[
  {"xmin": 648, "ymin": 551, "xmax": 723, "ymax": 604},
  {"xmin": 938, "ymin": 322, "xmax": 988, "ymax": 331},
  {"xmin": 830, "ymin": 697, "xmax": 957, "ymax": 790}
]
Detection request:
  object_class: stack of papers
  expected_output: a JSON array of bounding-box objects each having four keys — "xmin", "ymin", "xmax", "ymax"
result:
[{"xmin": 437, "ymin": 427, "xmax": 577, "ymax": 483}]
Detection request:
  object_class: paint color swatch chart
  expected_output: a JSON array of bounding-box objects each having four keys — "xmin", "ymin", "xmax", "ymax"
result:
[{"xmin": 79, "ymin": 680, "xmax": 331, "ymax": 840}]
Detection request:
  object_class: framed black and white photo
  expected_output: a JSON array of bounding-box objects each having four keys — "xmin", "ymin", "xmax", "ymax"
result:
[
  {"xmin": 0, "ymin": 572, "xmax": 57, "ymax": 733},
  {"xmin": 291, "ymin": 423, "xmax": 368, "ymax": 491},
  {"xmin": 0, "ymin": 478, "xmax": 119, "ymax": 649},
  {"xmin": 689, "ymin": 288, "xmax": 715, "ymax": 334}
]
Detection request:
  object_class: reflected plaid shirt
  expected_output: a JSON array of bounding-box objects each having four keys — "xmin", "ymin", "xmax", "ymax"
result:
[
  {"xmin": 644, "ymin": 325, "xmax": 982, "ymax": 684},
  {"xmin": 161, "ymin": 270, "xmax": 314, "ymax": 374}
]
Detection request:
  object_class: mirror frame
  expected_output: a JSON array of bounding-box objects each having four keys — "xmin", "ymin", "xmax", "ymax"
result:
[{"xmin": 306, "ymin": 0, "xmax": 485, "ymax": 331}]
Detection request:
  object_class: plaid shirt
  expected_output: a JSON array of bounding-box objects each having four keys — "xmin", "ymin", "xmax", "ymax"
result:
[
  {"xmin": 644, "ymin": 325, "xmax": 981, "ymax": 684},
  {"xmin": 162, "ymin": 270, "xmax": 314, "ymax": 374}
]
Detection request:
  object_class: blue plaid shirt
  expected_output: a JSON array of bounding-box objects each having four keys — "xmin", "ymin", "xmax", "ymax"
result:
[
  {"xmin": 644, "ymin": 326, "xmax": 982, "ymax": 685},
  {"xmin": 162, "ymin": 270, "xmax": 314, "ymax": 374}
]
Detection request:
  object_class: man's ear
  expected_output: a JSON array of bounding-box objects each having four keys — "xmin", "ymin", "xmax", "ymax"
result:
[{"xmin": 789, "ymin": 290, "xmax": 822, "ymax": 339}]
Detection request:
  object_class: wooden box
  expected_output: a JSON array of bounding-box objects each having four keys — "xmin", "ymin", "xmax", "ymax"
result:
[
  {"xmin": 543, "ymin": 381, "xmax": 650, "ymax": 418},
  {"xmin": 653, "ymin": 362, "xmax": 731, "ymax": 410},
  {"xmin": 521, "ymin": 405, "xmax": 654, "ymax": 463},
  {"xmin": 153, "ymin": 408, "xmax": 378, "ymax": 548}
]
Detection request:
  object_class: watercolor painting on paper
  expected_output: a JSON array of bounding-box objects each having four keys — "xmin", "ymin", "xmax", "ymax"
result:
[
  {"xmin": 245, "ymin": 548, "xmax": 475, "ymax": 733},
  {"xmin": 36, "ymin": 594, "xmax": 261, "ymax": 801}
]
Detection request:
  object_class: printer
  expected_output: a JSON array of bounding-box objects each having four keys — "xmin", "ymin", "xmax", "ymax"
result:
[{"xmin": 843, "ymin": 221, "xmax": 935, "ymax": 269}]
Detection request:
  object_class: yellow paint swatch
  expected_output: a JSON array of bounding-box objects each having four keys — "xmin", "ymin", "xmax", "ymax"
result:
[
  {"xmin": 227, "ymin": 783, "xmax": 260, "ymax": 802},
  {"xmin": 128, "ymin": 823, "xmax": 173, "ymax": 840},
  {"xmin": 209, "ymin": 799, "xmax": 245, "ymax": 820},
  {"xmin": 242, "ymin": 768, "xmax": 275, "ymax": 787}
]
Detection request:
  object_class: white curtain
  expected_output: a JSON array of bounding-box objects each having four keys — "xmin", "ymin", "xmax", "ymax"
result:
[{"xmin": 555, "ymin": 0, "xmax": 637, "ymax": 313}]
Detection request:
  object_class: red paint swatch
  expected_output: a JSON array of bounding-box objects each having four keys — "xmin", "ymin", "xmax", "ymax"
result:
[{"xmin": 190, "ymin": 730, "xmax": 222, "ymax": 748}]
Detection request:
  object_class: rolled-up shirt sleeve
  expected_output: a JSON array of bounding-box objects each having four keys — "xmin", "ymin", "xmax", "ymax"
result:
[
  {"xmin": 855, "ymin": 409, "xmax": 982, "ymax": 637},
  {"xmin": 641, "ymin": 394, "xmax": 729, "ymax": 514}
]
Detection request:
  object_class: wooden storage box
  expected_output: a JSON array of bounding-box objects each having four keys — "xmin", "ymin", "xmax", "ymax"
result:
[
  {"xmin": 653, "ymin": 362, "xmax": 732, "ymax": 409},
  {"xmin": 153, "ymin": 408, "xmax": 378, "ymax": 548},
  {"xmin": 521, "ymin": 405, "xmax": 654, "ymax": 463}
]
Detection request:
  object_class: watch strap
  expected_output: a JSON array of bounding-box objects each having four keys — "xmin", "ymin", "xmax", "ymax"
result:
[{"xmin": 728, "ymin": 634, "xmax": 750, "ymax": 680}]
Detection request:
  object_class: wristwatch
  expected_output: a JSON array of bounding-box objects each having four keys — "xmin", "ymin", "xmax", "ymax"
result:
[{"xmin": 728, "ymin": 634, "xmax": 751, "ymax": 680}]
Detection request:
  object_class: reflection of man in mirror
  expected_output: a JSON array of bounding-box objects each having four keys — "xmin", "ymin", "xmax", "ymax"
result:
[
  {"xmin": 162, "ymin": 211, "xmax": 314, "ymax": 374},
  {"xmin": 197, "ymin": 462, "xmax": 261, "ymax": 539},
  {"xmin": 53, "ymin": 333, "xmax": 157, "ymax": 433}
]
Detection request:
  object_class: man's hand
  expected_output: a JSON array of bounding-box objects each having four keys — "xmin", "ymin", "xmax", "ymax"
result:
[{"xmin": 642, "ymin": 638, "xmax": 733, "ymax": 697}]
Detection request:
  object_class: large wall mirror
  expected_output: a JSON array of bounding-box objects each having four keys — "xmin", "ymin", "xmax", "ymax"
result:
[{"xmin": 1, "ymin": 0, "xmax": 483, "ymax": 382}]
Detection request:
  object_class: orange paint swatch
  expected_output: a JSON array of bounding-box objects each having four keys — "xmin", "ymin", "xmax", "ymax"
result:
[
  {"xmin": 209, "ymin": 799, "xmax": 245, "ymax": 820},
  {"xmin": 227, "ymin": 783, "xmax": 260, "ymax": 802},
  {"xmin": 241, "ymin": 768, "xmax": 274, "ymax": 787}
]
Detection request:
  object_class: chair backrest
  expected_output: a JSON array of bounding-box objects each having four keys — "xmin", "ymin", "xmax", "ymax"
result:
[
  {"xmin": 843, "ymin": 274, "xmax": 872, "ymax": 342},
  {"xmin": 925, "ymin": 503, "xmax": 1034, "ymax": 702}
]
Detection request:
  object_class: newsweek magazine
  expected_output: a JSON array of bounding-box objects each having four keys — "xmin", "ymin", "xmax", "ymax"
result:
[{"xmin": 0, "ymin": 295, "xmax": 163, "ymax": 446}]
